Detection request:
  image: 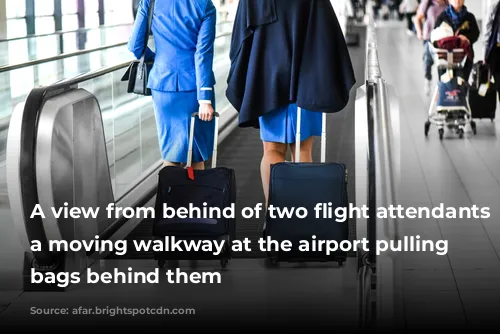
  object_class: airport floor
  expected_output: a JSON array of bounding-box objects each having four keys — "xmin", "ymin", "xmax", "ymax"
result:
[{"xmin": 376, "ymin": 23, "xmax": 500, "ymax": 329}]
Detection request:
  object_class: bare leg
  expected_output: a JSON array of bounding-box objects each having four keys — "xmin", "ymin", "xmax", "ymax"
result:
[
  {"xmin": 191, "ymin": 162, "xmax": 205, "ymax": 170},
  {"xmin": 261, "ymin": 141, "xmax": 287, "ymax": 206},
  {"xmin": 163, "ymin": 161, "xmax": 205, "ymax": 170},
  {"xmin": 290, "ymin": 137, "xmax": 314, "ymax": 163},
  {"xmin": 163, "ymin": 161, "xmax": 180, "ymax": 167}
]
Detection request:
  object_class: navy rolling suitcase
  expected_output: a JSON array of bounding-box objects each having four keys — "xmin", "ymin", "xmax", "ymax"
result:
[
  {"xmin": 469, "ymin": 62, "xmax": 497, "ymax": 121},
  {"xmin": 153, "ymin": 112, "xmax": 236, "ymax": 269},
  {"xmin": 264, "ymin": 108, "xmax": 349, "ymax": 266}
]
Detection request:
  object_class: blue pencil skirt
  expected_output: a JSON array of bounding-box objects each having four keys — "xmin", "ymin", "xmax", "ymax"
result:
[
  {"xmin": 151, "ymin": 89, "xmax": 215, "ymax": 164},
  {"xmin": 259, "ymin": 104, "xmax": 323, "ymax": 144}
]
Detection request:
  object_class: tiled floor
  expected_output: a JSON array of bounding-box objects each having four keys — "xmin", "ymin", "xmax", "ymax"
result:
[{"xmin": 377, "ymin": 23, "xmax": 500, "ymax": 330}]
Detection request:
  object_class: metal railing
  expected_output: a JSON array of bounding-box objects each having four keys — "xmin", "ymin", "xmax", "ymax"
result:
[
  {"xmin": 0, "ymin": 22, "xmax": 134, "ymax": 43},
  {"xmin": 356, "ymin": 14, "xmax": 403, "ymax": 331},
  {"xmin": 0, "ymin": 22, "xmax": 233, "ymax": 73}
]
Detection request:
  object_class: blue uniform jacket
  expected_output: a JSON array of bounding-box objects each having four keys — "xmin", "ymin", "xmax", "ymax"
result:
[{"xmin": 128, "ymin": 0, "xmax": 217, "ymax": 102}]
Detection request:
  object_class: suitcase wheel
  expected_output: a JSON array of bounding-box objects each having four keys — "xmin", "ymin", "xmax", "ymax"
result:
[
  {"xmin": 158, "ymin": 260, "xmax": 179, "ymax": 269},
  {"xmin": 471, "ymin": 121, "xmax": 477, "ymax": 135},
  {"xmin": 265, "ymin": 256, "xmax": 279, "ymax": 268},
  {"xmin": 439, "ymin": 128, "xmax": 444, "ymax": 140},
  {"xmin": 220, "ymin": 259, "xmax": 229, "ymax": 269},
  {"xmin": 424, "ymin": 121, "xmax": 431, "ymax": 137}
]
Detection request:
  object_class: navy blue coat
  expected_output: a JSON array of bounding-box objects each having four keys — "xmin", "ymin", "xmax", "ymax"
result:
[{"xmin": 226, "ymin": 0, "xmax": 356, "ymax": 128}]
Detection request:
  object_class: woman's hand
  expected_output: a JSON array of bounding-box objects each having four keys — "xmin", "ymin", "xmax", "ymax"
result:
[{"xmin": 198, "ymin": 102, "xmax": 214, "ymax": 121}]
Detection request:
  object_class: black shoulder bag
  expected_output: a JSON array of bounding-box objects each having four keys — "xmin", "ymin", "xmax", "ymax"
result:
[{"xmin": 121, "ymin": 0, "xmax": 155, "ymax": 96}]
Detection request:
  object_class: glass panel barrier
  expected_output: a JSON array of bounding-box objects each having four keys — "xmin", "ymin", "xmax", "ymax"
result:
[
  {"xmin": 0, "ymin": 25, "xmax": 135, "ymax": 66},
  {"xmin": 0, "ymin": 26, "xmax": 232, "ymax": 296}
]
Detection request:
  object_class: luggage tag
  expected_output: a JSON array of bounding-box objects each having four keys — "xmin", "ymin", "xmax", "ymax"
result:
[
  {"xmin": 478, "ymin": 83, "xmax": 489, "ymax": 97},
  {"xmin": 441, "ymin": 71, "xmax": 451, "ymax": 83},
  {"xmin": 187, "ymin": 167, "xmax": 195, "ymax": 181}
]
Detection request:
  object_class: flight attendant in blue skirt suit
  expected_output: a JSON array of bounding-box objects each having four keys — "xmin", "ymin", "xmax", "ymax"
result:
[
  {"xmin": 128, "ymin": 0, "xmax": 217, "ymax": 170},
  {"xmin": 227, "ymin": 1, "xmax": 356, "ymax": 204}
]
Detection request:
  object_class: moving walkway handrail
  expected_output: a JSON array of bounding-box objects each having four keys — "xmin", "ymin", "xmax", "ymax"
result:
[
  {"xmin": 358, "ymin": 14, "xmax": 401, "ymax": 329},
  {"xmin": 12, "ymin": 29, "xmax": 233, "ymax": 270},
  {"xmin": 364, "ymin": 16, "xmax": 399, "ymax": 263},
  {"xmin": 0, "ymin": 27, "xmax": 232, "ymax": 74}
]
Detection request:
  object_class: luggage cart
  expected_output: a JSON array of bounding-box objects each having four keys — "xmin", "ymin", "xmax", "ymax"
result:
[{"xmin": 424, "ymin": 45, "xmax": 476, "ymax": 140}]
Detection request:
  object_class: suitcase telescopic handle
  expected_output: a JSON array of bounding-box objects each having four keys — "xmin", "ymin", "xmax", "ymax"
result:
[
  {"xmin": 295, "ymin": 107, "xmax": 327, "ymax": 163},
  {"xmin": 187, "ymin": 112, "xmax": 220, "ymax": 169}
]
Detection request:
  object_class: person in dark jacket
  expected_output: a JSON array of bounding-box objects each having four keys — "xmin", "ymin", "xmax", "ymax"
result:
[
  {"xmin": 484, "ymin": 0, "xmax": 500, "ymax": 101},
  {"xmin": 226, "ymin": 0, "xmax": 355, "ymax": 204},
  {"xmin": 434, "ymin": 0, "xmax": 480, "ymax": 80}
]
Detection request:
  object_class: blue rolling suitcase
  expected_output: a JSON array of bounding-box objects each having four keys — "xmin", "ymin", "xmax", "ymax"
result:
[
  {"xmin": 264, "ymin": 108, "xmax": 349, "ymax": 266},
  {"xmin": 152, "ymin": 113, "xmax": 237, "ymax": 269}
]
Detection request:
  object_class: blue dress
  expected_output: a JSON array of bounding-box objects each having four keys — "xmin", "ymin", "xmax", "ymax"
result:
[
  {"xmin": 259, "ymin": 104, "xmax": 323, "ymax": 144},
  {"xmin": 152, "ymin": 90, "xmax": 216, "ymax": 164}
]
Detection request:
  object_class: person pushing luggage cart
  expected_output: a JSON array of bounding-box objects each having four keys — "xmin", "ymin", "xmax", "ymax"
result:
[{"xmin": 226, "ymin": 0, "xmax": 356, "ymax": 266}]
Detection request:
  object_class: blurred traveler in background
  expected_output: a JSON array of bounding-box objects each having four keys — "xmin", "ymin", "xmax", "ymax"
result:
[
  {"xmin": 128, "ymin": 0, "xmax": 217, "ymax": 169},
  {"xmin": 331, "ymin": 0, "xmax": 354, "ymax": 35},
  {"xmin": 400, "ymin": 0, "xmax": 419, "ymax": 35},
  {"xmin": 226, "ymin": 0, "xmax": 356, "ymax": 204},
  {"xmin": 434, "ymin": 0, "xmax": 479, "ymax": 81},
  {"xmin": 484, "ymin": 0, "xmax": 500, "ymax": 101},
  {"xmin": 226, "ymin": 0, "xmax": 238, "ymax": 21},
  {"xmin": 415, "ymin": 0, "xmax": 449, "ymax": 95}
]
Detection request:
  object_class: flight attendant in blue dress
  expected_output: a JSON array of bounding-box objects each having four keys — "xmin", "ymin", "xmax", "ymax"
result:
[
  {"xmin": 128, "ymin": 0, "xmax": 217, "ymax": 170},
  {"xmin": 227, "ymin": 1, "xmax": 355, "ymax": 205}
]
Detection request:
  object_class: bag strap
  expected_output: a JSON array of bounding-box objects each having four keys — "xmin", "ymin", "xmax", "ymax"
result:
[
  {"xmin": 139, "ymin": 0, "xmax": 155, "ymax": 64},
  {"xmin": 423, "ymin": 0, "xmax": 432, "ymax": 19}
]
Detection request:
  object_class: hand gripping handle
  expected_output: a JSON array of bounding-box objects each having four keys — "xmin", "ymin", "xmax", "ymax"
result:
[{"xmin": 187, "ymin": 112, "xmax": 220, "ymax": 168}]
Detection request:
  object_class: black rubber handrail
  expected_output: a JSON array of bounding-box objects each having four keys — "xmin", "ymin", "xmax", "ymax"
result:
[
  {"xmin": 17, "ymin": 30, "xmax": 233, "ymax": 270},
  {"xmin": 0, "ymin": 22, "xmax": 133, "ymax": 43}
]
